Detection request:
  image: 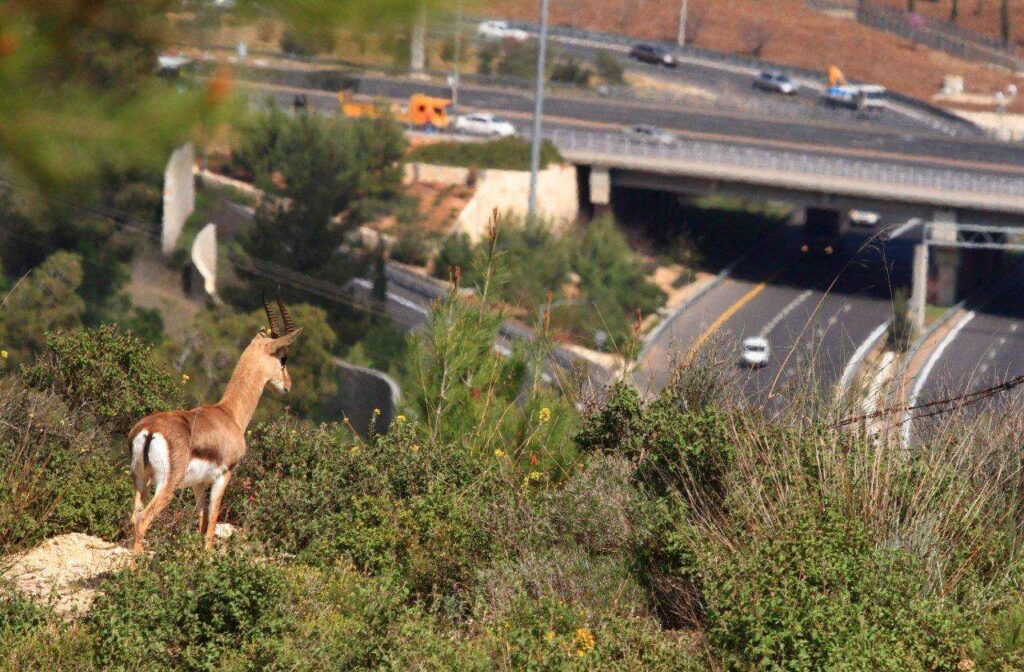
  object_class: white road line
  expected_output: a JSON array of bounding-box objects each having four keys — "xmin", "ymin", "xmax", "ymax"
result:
[
  {"xmin": 903, "ymin": 310, "xmax": 976, "ymax": 447},
  {"xmin": 886, "ymin": 218, "xmax": 922, "ymax": 240},
  {"xmin": 350, "ymin": 279, "xmax": 431, "ymax": 316},
  {"xmin": 758, "ymin": 290, "xmax": 813, "ymax": 338},
  {"xmin": 837, "ymin": 320, "xmax": 890, "ymax": 395}
]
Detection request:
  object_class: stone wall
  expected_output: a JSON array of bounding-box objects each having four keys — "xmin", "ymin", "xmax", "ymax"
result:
[{"xmin": 404, "ymin": 162, "xmax": 579, "ymax": 241}]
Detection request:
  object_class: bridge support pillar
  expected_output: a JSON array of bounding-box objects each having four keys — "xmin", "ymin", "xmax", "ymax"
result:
[
  {"xmin": 911, "ymin": 243, "xmax": 928, "ymax": 331},
  {"xmin": 932, "ymin": 247, "xmax": 961, "ymax": 306},
  {"xmin": 589, "ymin": 166, "xmax": 611, "ymax": 216}
]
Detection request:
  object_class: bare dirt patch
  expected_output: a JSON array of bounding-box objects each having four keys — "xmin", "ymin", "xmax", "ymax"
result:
[{"xmin": 2, "ymin": 533, "xmax": 132, "ymax": 618}]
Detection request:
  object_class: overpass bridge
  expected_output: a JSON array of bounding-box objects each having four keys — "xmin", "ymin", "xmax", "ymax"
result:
[{"xmin": 555, "ymin": 129, "xmax": 1024, "ymax": 218}]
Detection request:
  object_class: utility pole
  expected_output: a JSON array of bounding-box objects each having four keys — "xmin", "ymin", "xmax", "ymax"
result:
[
  {"xmin": 451, "ymin": 0, "xmax": 463, "ymax": 107},
  {"xmin": 411, "ymin": 0, "xmax": 427, "ymax": 75},
  {"xmin": 677, "ymin": 0, "xmax": 688, "ymax": 47},
  {"xmin": 528, "ymin": 0, "xmax": 551, "ymax": 219}
]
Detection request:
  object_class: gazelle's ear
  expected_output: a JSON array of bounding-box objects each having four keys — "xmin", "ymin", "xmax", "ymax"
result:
[{"xmin": 268, "ymin": 328, "xmax": 302, "ymax": 351}]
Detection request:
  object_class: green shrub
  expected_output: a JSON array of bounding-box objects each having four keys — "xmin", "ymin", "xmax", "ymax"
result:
[
  {"xmin": 595, "ymin": 50, "xmax": 625, "ymax": 85},
  {"xmin": 0, "ymin": 587, "xmax": 50, "ymax": 648},
  {"xmin": 550, "ymin": 55, "xmax": 593, "ymax": 87},
  {"xmin": 407, "ymin": 137, "xmax": 562, "ymax": 171},
  {"xmin": 473, "ymin": 594, "xmax": 695, "ymax": 671},
  {"xmin": 701, "ymin": 508, "xmax": 973, "ymax": 671},
  {"xmin": 87, "ymin": 545, "xmax": 290, "ymax": 671},
  {"xmin": 231, "ymin": 418, "xmax": 499, "ymax": 599},
  {"xmin": 280, "ymin": 27, "xmax": 336, "ymax": 56},
  {"xmin": 21, "ymin": 325, "xmax": 180, "ymax": 434},
  {"xmin": 0, "ymin": 379, "xmax": 131, "ymax": 553},
  {"xmin": 890, "ymin": 286, "xmax": 913, "ymax": 353},
  {"xmin": 976, "ymin": 603, "xmax": 1024, "ymax": 671}
]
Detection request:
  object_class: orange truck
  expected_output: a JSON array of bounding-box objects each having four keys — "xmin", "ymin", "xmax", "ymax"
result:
[{"xmin": 338, "ymin": 92, "xmax": 452, "ymax": 130}]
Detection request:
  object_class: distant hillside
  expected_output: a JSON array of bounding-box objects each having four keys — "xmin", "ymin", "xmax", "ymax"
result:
[
  {"xmin": 875, "ymin": 0, "xmax": 1024, "ymax": 47},
  {"xmin": 487, "ymin": 0, "xmax": 1024, "ymax": 111}
]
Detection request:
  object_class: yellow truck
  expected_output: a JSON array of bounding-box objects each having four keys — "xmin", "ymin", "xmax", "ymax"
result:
[{"xmin": 338, "ymin": 92, "xmax": 452, "ymax": 130}]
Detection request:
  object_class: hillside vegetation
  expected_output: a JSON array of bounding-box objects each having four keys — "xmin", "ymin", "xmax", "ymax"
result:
[{"xmin": 4, "ymin": 229, "xmax": 1024, "ymax": 671}]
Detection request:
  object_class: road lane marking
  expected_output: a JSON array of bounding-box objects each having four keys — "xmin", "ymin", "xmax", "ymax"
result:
[
  {"xmin": 688, "ymin": 281, "xmax": 770, "ymax": 360},
  {"xmin": 349, "ymin": 279, "xmax": 430, "ymax": 316},
  {"xmin": 903, "ymin": 310, "xmax": 976, "ymax": 447},
  {"xmin": 886, "ymin": 218, "xmax": 922, "ymax": 240},
  {"xmin": 837, "ymin": 320, "xmax": 890, "ymax": 396},
  {"xmin": 758, "ymin": 290, "xmax": 813, "ymax": 338}
]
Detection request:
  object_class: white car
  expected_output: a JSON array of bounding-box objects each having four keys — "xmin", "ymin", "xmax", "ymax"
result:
[
  {"xmin": 477, "ymin": 20, "xmax": 529, "ymax": 42},
  {"xmin": 455, "ymin": 113, "xmax": 516, "ymax": 137},
  {"xmin": 741, "ymin": 337, "xmax": 770, "ymax": 368},
  {"xmin": 622, "ymin": 124, "xmax": 677, "ymax": 146},
  {"xmin": 848, "ymin": 210, "xmax": 880, "ymax": 228}
]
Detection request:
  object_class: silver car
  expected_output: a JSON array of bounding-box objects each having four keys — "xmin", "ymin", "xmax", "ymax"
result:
[
  {"xmin": 622, "ymin": 124, "xmax": 677, "ymax": 145},
  {"xmin": 753, "ymin": 70, "xmax": 797, "ymax": 95}
]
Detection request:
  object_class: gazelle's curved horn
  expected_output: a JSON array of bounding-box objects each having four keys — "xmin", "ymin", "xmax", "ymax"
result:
[
  {"xmin": 277, "ymin": 288, "xmax": 295, "ymax": 334},
  {"xmin": 262, "ymin": 287, "xmax": 281, "ymax": 338}
]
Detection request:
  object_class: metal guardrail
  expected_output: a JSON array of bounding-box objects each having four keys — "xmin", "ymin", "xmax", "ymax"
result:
[
  {"xmin": 856, "ymin": 2, "xmax": 1023, "ymax": 71},
  {"xmin": 547, "ymin": 128, "xmax": 1024, "ymax": 198},
  {"xmin": 861, "ymin": 4, "xmax": 1022, "ymax": 70}
]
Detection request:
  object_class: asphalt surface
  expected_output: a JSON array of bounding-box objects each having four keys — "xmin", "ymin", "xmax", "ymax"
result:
[
  {"xmin": 910, "ymin": 269, "xmax": 1024, "ymax": 434},
  {"xmin": 634, "ymin": 224, "xmax": 907, "ymax": 407},
  {"xmin": 249, "ymin": 71, "xmax": 1024, "ymax": 179},
  {"xmin": 531, "ymin": 34, "xmax": 951, "ymax": 136}
]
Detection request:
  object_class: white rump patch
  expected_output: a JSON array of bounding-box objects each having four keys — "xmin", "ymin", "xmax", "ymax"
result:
[
  {"xmin": 147, "ymin": 433, "xmax": 171, "ymax": 487},
  {"xmin": 130, "ymin": 430, "xmax": 150, "ymax": 479},
  {"xmin": 182, "ymin": 459, "xmax": 225, "ymax": 488}
]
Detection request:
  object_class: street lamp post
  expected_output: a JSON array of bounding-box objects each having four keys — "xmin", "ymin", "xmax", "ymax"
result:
[
  {"xmin": 527, "ymin": 0, "xmax": 551, "ymax": 219},
  {"xmin": 677, "ymin": 0, "xmax": 688, "ymax": 47}
]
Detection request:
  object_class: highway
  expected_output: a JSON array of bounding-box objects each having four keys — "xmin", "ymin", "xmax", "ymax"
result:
[
  {"xmin": 244, "ymin": 69, "xmax": 1024, "ymax": 181},
  {"xmin": 908, "ymin": 272, "xmax": 1024, "ymax": 438},
  {"xmin": 634, "ymin": 224, "xmax": 907, "ymax": 408}
]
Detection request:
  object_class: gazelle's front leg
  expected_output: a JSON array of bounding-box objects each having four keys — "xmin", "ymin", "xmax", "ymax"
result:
[
  {"xmin": 192, "ymin": 485, "xmax": 209, "ymax": 536},
  {"xmin": 204, "ymin": 471, "xmax": 232, "ymax": 550}
]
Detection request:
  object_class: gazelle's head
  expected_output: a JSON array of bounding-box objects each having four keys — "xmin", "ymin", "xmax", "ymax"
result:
[{"xmin": 250, "ymin": 289, "xmax": 302, "ymax": 393}]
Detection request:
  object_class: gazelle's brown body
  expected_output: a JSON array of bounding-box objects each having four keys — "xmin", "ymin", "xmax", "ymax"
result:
[{"xmin": 129, "ymin": 295, "xmax": 301, "ymax": 556}]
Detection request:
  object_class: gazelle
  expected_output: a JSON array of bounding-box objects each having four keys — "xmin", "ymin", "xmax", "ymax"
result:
[{"xmin": 128, "ymin": 293, "xmax": 302, "ymax": 555}]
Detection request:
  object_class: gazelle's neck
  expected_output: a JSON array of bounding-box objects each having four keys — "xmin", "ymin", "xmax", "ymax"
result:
[{"xmin": 218, "ymin": 350, "xmax": 266, "ymax": 430}]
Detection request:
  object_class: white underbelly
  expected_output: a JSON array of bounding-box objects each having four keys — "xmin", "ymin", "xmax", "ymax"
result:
[{"xmin": 182, "ymin": 458, "xmax": 225, "ymax": 488}]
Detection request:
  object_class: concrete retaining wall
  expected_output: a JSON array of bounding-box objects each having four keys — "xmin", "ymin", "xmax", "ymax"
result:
[
  {"xmin": 404, "ymin": 162, "xmax": 579, "ymax": 241},
  {"xmin": 161, "ymin": 143, "xmax": 196, "ymax": 253}
]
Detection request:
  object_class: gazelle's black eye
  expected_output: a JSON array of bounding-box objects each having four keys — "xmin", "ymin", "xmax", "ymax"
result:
[{"xmin": 280, "ymin": 354, "xmax": 288, "ymax": 366}]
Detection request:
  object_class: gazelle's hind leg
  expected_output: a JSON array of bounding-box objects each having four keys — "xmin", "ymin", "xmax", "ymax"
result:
[
  {"xmin": 132, "ymin": 475, "xmax": 151, "ymax": 525},
  {"xmin": 133, "ymin": 482, "xmax": 174, "ymax": 556},
  {"xmin": 131, "ymin": 432, "xmax": 174, "ymax": 557}
]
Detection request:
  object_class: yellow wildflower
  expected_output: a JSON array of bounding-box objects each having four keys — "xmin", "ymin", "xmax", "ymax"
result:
[
  {"xmin": 573, "ymin": 627, "xmax": 595, "ymax": 657},
  {"xmin": 396, "ymin": 414, "xmax": 407, "ymax": 424},
  {"xmin": 411, "ymin": 444, "xmax": 420, "ymax": 453},
  {"xmin": 545, "ymin": 631, "xmax": 555, "ymax": 643},
  {"xmin": 0, "ymin": 349, "xmax": 7, "ymax": 360},
  {"xmin": 494, "ymin": 449, "xmax": 506, "ymax": 458},
  {"xmin": 529, "ymin": 471, "xmax": 543, "ymax": 481},
  {"xmin": 373, "ymin": 408, "xmax": 381, "ymax": 416},
  {"xmin": 538, "ymin": 407, "xmax": 551, "ymax": 423},
  {"xmin": 181, "ymin": 374, "xmax": 190, "ymax": 383},
  {"xmin": 350, "ymin": 445, "xmax": 361, "ymax": 456}
]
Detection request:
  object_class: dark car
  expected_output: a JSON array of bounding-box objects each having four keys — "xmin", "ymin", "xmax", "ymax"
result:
[{"xmin": 628, "ymin": 43, "xmax": 677, "ymax": 67}]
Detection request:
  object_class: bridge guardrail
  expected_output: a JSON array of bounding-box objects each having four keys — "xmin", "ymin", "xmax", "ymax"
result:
[{"xmin": 547, "ymin": 128, "xmax": 1024, "ymax": 198}]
